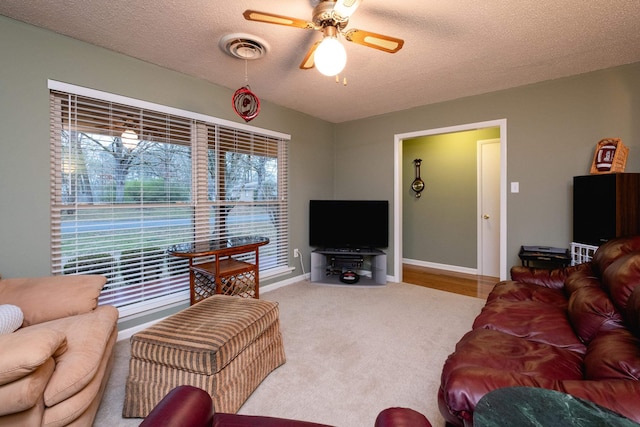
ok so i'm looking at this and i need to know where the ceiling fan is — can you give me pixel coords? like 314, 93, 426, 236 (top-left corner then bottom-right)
243, 0, 404, 76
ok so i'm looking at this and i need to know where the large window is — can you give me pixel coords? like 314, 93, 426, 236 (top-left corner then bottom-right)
49, 82, 290, 317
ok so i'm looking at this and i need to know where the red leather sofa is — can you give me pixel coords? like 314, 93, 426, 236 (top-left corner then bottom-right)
439, 236, 640, 426
141, 385, 432, 427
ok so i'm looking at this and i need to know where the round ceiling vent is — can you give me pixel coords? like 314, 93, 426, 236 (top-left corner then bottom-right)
219, 33, 269, 60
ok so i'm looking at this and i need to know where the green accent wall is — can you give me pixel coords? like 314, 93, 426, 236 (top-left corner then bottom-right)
403, 128, 500, 268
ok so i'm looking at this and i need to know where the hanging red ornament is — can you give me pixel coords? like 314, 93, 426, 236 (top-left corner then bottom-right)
232, 86, 260, 122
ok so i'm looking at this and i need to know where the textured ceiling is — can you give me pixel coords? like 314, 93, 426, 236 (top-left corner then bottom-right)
2, 0, 640, 123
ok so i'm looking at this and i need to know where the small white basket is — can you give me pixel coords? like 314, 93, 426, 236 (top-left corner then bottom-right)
570, 242, 598, 265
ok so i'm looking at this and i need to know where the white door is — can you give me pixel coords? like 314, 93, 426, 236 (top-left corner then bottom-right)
478, 139, 500, 277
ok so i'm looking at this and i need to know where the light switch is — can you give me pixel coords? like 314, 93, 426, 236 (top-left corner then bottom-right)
511, 182, 519, 193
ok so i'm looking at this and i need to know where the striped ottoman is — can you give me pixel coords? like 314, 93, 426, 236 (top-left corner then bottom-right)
122, 295, 286, 417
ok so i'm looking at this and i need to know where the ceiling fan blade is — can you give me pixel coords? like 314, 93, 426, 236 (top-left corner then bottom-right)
333, 0, 363, 20
299, 41, 321, 70
243, 10, 314, 29
343, 29, 404, 53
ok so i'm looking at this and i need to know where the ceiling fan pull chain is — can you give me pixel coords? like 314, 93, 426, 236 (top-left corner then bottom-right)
232, 59, 260, 122
244, 59, 250, 86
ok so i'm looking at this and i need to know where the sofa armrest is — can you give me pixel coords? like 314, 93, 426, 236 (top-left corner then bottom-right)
509, 263, 591, 290
0, 275, 106, 326
141, 385, 213, 427
375, 408, 432, 427
0, 358, 55, 416
142, 385, 337, 427
0, 327, 63, 416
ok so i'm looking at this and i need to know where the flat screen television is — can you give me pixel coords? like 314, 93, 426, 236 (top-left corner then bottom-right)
309, 200, 389, 249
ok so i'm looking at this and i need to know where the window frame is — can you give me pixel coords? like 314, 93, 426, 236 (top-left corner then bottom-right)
48, 80, 291, 319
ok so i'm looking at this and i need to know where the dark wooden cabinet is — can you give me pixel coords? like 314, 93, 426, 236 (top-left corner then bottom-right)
573, 173, 640, 246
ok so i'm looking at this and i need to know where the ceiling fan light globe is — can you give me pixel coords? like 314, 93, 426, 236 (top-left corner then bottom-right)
314, 37, 347, 76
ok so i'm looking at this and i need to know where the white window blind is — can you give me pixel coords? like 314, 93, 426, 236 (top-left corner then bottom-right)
212, 126, 289, 270
50, 86, 289, 315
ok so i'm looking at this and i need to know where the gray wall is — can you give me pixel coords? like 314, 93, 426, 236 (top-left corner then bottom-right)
334, 63, 640, 271
2, 14, 640, 284
0, 16, 334, 280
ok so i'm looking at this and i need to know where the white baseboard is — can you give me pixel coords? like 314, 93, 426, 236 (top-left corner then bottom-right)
116, 272, 309, 342
259, 272, 309, 293
403, 258, 477, 276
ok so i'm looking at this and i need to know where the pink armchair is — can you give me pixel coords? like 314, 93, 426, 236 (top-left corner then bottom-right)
0, 275, 118, 426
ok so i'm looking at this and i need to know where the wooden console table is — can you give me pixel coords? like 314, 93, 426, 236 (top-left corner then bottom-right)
168, 236, 269, 305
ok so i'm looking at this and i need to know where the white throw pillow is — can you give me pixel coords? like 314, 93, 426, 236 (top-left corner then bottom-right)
0, 304, 24, 334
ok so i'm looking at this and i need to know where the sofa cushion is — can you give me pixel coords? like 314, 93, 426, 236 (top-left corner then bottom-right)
602, 252, 640, 312
563, 265, 601, 295
591, 236, 640, 276
29, 305, 119, 406
486, 281, 568, 309
567, 285, 624, 344
439, 366, 562, 426
443, 329, 584, 381
0, 357, 56, 415
473, 299, 585, 353
43, 326, 117, 427
627, 286, 640, 337
0, 275, 106, 327
0, 327, 66, 385
584, 329, 640, 380
0, 304, 23, 335
509, 264, 591, 290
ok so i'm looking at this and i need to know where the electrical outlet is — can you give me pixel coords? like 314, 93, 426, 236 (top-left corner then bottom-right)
293, 248, 299, 258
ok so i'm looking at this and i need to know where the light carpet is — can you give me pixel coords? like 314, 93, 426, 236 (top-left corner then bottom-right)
94, 280, 486, 427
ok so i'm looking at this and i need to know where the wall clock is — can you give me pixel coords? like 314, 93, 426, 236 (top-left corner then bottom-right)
411, 158, 425, 198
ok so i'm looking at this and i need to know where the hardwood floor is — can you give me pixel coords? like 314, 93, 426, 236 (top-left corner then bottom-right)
402, 264, 498, 300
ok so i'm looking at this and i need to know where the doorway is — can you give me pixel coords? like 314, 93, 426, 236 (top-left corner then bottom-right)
393, 119, 507, 282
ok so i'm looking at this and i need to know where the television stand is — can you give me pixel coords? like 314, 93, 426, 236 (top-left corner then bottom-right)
310, 248, 387, 286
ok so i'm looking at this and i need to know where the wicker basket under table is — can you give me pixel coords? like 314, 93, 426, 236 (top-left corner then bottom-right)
191, 258, 258, 302
168, 237, 269, 305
